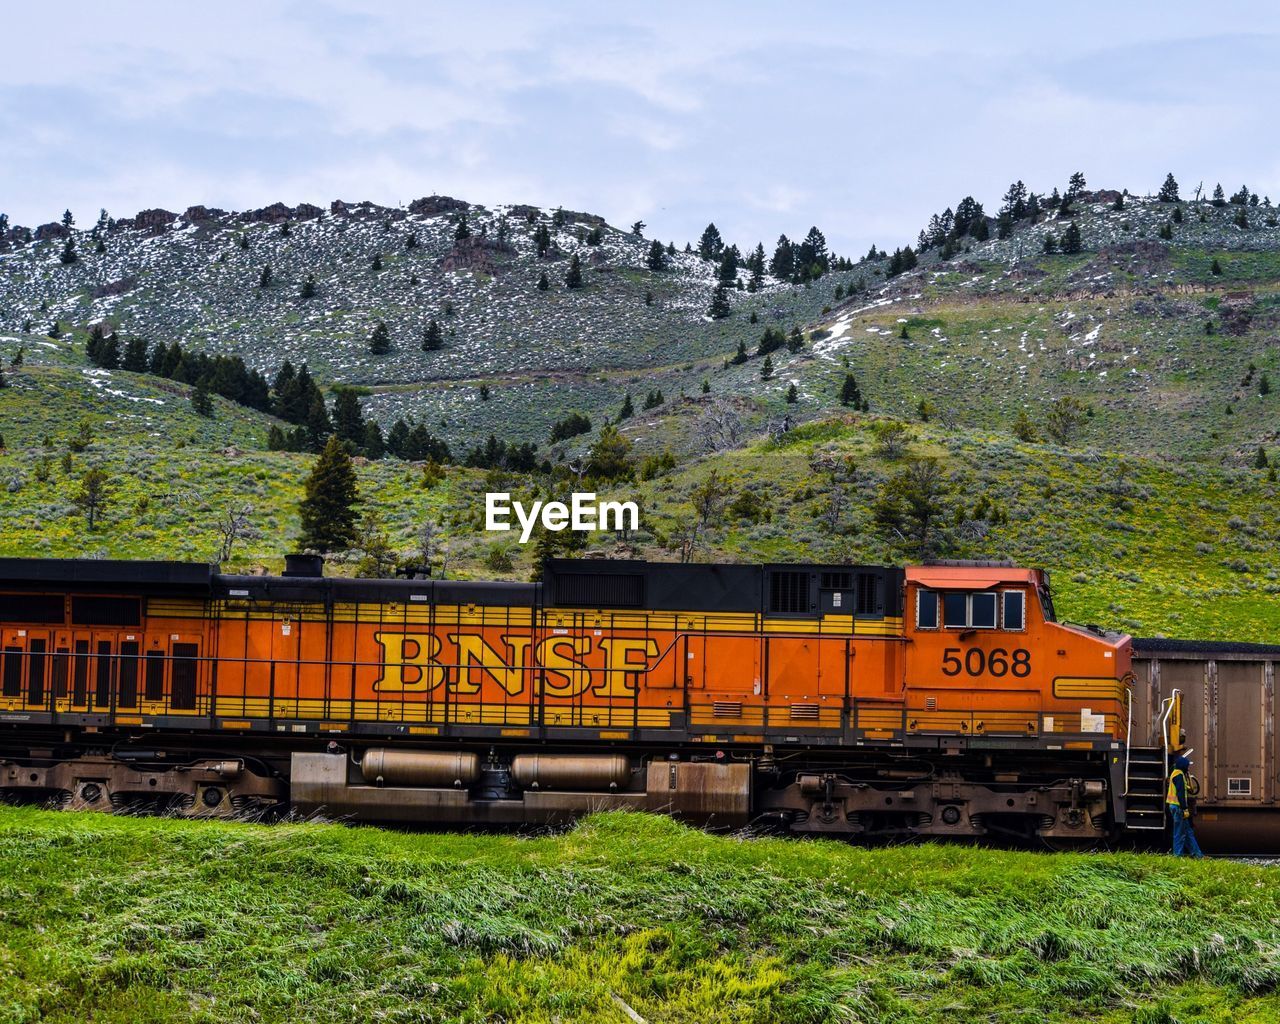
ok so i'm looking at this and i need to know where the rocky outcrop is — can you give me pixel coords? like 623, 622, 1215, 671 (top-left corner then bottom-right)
408, 195, 469, 217
183, 205, 227, 224
133, 209, 178, 235
34, 222, 70, 241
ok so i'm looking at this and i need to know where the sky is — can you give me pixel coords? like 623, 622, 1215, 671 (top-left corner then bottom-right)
3, 1, 1280, 258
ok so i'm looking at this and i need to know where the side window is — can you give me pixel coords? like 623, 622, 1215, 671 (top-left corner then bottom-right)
1002, 591, 1025, 631
917, 590, 938, 629
943, 593, 968, 628
970, 593, 997, 629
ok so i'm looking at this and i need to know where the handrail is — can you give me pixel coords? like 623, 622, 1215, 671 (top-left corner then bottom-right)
1157, 688, 1181, 765
1122, 686, 1134, 796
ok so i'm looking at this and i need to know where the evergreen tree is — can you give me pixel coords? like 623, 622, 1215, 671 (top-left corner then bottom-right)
60, 237, 77, 265
62, 209, 74, 229
387, 418, 411, 458
1062, 221, 1083, 254
191, 381, 214, 417
619, 392, 634, 419
306, 395, 334, 450
1158, 173, 1180, 203
785, 382, 797, 403
1212, 183, 1227, 206
298, 435, 360, 552
122, 336, 148, 372
1065, 171, 1087, 203
701, 378, 711, 393
370, 254, 382, 272
300, 274, 316, 299
537, 270, 549, 291
73, 467, 110, 530
747, 242, 765, 291
718, 246, 739, 284
363, 420, 386, 459
534, 222, 551, 256
259, 264, 273, 288
405, 231, 418, 249
646, 239, 667, 271
707, 283, 731, 319
1254, 447, 1269, 469
585, 424, 634, 480
422, 318, 444, 351
1261, 373, 1272, 396
585, 225, 603, 246
698, 223, 724, 261
1043, 232, 1059, 254
840, 372, 862, 407
369, 321, 391, 354
770, 235, 795, 280
455, 211, 471, 241
100, 333, 121, 370
1211, 258, 1223, 276
332, 389, 365, 447
730, 340, 748, 365
760, 354, 774, 380
565, 253, 583, 289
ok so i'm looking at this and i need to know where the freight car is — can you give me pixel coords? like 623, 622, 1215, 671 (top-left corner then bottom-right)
0, 555, 1189, 846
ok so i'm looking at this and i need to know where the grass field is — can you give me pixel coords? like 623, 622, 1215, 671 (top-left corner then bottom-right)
0, 808, 1276, 1024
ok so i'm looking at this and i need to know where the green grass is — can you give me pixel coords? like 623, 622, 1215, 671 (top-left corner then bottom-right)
0, 807, 1277, 1023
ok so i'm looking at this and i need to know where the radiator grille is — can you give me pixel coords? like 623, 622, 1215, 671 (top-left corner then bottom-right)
712, 701, 742, 718
789, 703, 820, 720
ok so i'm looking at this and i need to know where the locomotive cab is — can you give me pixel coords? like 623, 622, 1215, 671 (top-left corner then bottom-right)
903, 561, 1131, 744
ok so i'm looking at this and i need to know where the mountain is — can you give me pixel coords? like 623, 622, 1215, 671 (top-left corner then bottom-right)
2, 183, 1279, 639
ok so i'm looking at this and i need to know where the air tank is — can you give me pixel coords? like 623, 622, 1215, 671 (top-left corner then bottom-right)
510, 754, 631, 791
360, 749, 479, 788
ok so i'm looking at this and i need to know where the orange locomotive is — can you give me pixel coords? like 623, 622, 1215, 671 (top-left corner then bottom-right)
0, 555, 1157, 842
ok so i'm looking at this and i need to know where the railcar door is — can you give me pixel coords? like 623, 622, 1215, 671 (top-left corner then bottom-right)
21, 631, 50, 712
169, 636, 201, 713
1, 629, 27, 712
115, 632, 142, 712
91, 633, 116, 713
67, 633, 93, 711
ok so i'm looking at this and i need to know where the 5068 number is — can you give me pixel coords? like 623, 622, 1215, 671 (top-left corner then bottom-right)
942, 647, 1031, 678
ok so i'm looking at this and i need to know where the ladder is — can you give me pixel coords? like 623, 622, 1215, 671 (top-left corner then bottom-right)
1122, 689, 1182, 833
1123, 746, 1168, 831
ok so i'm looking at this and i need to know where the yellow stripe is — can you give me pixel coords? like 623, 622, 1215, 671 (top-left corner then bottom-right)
1053, 677, 1125, 701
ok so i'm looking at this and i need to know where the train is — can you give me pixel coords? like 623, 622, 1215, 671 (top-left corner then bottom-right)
0, 552, 1242, 848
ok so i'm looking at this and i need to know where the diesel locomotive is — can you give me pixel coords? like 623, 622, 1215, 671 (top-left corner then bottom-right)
0, 555, 1186, 845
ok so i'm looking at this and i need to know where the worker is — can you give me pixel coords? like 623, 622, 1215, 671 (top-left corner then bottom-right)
1166, 753, 1203, 858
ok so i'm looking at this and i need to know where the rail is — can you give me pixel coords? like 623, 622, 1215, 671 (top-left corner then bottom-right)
1122, 686, 1134, 796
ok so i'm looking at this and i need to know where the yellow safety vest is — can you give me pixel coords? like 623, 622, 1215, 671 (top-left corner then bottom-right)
1166, 768, 1185, 807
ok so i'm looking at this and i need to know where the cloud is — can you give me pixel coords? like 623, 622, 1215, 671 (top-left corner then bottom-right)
3, 2, 1280, 257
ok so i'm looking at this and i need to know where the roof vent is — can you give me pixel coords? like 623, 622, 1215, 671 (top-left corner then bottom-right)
283, 554, 324, 578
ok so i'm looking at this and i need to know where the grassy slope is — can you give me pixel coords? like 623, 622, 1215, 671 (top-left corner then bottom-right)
0, 807, 1277, 1024
3, 347, 1279, 638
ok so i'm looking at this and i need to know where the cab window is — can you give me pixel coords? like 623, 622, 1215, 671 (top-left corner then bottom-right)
1002, 590, 1025, 631
917, 590, 938, 629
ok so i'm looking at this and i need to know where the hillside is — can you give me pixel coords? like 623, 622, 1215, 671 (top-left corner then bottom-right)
1, 807, 1278, 1024
3, 182, 1280, 641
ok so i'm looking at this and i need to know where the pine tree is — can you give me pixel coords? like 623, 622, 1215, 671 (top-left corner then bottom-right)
370, 255, 382, 272
707, 283, 731, 319
1212, 183, 1226, 207
785, 382, 797, 403
619, 393, 634, 419
369, 321, 391, 354
730, 340, 748, 365
122, 336, 148, 372
646, 239, 667, 271
1261, 373, 1272, 396
1043, 233, 1059, 254
191, 381, 214, 417
422, 319, 444, 351
1158, 173, 1180, 203
534, 222, 551, 256
1254, 447, 1269, 469
259, 264, 273, 288
1211, 258, 1223, 276
298, 435, 360, 552
840, 373, 862, 407
1062, 221, 1083, 254
62, 209, 74, 229
300, 274, 316, 299
455, 211, 471, 241
698, 223, 724, 261
332, 389, 365, 447
60, 237, 77, 265
100, 333, 121, 370
73, 467, 110, 530
760, 355, 773, 380
537, 270, 549, 291
701, 378, 711, 394
565, 254, 583, 289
